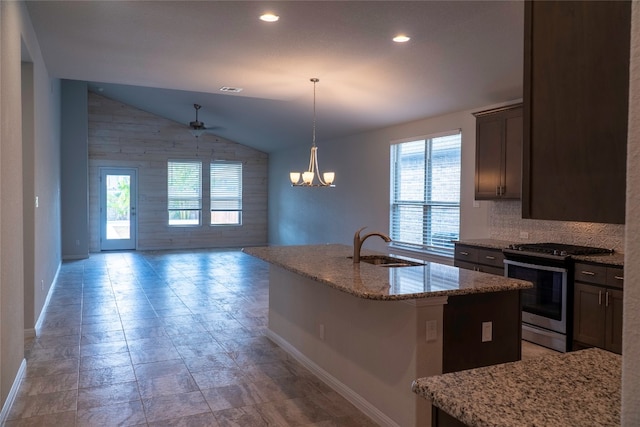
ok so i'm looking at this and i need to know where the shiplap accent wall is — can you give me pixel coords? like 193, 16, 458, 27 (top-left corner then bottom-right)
88, 92, 268, 251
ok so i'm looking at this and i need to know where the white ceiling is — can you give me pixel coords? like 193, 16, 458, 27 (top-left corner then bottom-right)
26, 1, 524, 153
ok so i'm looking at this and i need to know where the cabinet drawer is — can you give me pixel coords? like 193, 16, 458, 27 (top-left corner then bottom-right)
454, 260, 478, 272
477, 264, 505, 276
454, 245, 478, 263
477, 249, 505, 269
606, 267, 624, 289
574, 263, 607, 285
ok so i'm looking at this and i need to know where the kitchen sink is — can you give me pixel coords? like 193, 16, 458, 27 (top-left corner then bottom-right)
349, 255, 424, 267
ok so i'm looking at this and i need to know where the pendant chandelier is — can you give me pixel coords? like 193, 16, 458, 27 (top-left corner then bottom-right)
289, 78, 335, 187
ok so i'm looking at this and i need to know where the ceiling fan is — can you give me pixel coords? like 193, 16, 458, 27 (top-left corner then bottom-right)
189, 103, 220, 137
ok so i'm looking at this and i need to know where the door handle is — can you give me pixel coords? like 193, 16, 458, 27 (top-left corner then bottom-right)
598, 290, 602, 305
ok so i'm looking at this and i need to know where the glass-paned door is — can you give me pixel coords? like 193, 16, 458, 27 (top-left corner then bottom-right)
100, 168, 137, 250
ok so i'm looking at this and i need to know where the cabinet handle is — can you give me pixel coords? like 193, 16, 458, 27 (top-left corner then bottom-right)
459, 251, 469, 256
598, 290, 602, 305
485, 255, 496, 260
501, 186, 505, 195
496, 186, 500, 196
614, 275, 624, 281
605, 291, 610, 307
580, 271, 596, 276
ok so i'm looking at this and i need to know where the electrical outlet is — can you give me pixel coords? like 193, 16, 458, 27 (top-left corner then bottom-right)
482, 321, 492, 342
40, 280, 44, 291
519, 231, 529, 239
426, 320, 437, 342
319, 324, 325, 341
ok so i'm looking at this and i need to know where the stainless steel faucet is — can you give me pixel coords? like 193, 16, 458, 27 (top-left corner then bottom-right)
353, 226, 392, 263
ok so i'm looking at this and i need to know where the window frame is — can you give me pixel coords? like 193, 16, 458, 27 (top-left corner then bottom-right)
389, 130, 461, 256
167, 159, 203, 227
210, 161, 243, 226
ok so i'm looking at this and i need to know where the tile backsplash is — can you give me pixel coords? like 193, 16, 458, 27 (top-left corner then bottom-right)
489, 201, 625, 253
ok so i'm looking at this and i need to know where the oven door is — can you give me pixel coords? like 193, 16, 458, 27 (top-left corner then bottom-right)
504, 259, 568, 335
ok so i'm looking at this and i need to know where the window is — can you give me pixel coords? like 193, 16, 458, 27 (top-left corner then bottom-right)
210, 161, 243, 225
390, 131, 461, 255
167, 160, 202, 226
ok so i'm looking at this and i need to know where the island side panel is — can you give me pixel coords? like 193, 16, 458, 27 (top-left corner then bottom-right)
442, 290, 523, 373
267, 265, 445, 427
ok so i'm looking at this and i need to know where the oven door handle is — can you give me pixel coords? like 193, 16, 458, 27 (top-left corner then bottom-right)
503, 259, 569, 274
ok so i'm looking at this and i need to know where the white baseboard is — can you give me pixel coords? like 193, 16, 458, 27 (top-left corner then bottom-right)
33, 264, 61, 337
0, 358, 27, 425
62, 253, 89, 260
265, 329, 400, 427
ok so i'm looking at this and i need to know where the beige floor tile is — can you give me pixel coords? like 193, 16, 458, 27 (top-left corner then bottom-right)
7, 250, 378, 427
76, 400, 147, 427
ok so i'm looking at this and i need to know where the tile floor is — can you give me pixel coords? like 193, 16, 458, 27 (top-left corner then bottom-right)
6, 249, 378, 427
5, 249, 559, 427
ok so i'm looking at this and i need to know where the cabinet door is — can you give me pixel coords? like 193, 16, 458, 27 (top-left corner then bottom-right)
475, 117, 504, 199
605, 288, 623, 354
502, 111, 522, 199
522, 1, 630, 224
573, 283, 605, 348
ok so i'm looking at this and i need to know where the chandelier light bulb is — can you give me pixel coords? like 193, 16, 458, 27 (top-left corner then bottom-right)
290, 172, 301, 185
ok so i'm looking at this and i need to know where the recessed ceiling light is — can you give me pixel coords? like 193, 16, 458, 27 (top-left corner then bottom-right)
220, 87, 243, 93
393, 35, 411, 43
260, 13, 279, 22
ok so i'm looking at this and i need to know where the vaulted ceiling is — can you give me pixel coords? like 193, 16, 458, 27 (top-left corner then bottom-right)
26, 1, 524, 153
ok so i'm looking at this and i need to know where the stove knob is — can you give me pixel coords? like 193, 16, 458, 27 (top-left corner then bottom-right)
553, 250, 559, 256
560, 250, 568, 256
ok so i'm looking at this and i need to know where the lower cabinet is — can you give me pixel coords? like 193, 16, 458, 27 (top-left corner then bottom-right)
454, 243, 505, 276
432, 407, 467, 427
573, 263, 623, 354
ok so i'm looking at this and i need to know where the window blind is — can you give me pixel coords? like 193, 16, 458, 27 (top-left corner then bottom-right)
167, 160, 202, 225
210, 161, 242, 225
390, 131, 461, 254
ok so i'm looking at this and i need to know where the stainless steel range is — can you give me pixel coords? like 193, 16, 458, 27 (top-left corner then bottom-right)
503, 243, 613, 352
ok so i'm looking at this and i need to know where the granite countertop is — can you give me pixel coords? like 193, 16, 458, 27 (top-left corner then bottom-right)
456, 238, 625, 267
412, 347, 621, 427
242, 244, 532, 301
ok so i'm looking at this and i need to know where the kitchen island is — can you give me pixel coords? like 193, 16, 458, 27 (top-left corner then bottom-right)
412, 347, 621, 427
243, 244, 533, 427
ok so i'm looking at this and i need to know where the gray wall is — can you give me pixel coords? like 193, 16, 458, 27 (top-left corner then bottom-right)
623, 2, 640, 423
61, 80, 89, 260
267, 102, 503, 259
0, 0, 61, 410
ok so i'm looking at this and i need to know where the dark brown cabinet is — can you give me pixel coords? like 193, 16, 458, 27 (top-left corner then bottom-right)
473, 104, 522, 200
522, 1, 630, 224
573, 262, 623, 354
454, 243, 505, 276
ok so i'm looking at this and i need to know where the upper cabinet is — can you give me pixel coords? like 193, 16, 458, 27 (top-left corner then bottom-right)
522, 1, 631, 224
474, 104, 523, 200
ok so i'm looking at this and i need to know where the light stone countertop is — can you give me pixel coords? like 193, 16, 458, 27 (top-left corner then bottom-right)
242, 244, 532, 301
411, 347, 621, 427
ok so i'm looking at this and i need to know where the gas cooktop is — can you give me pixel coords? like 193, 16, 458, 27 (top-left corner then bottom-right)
506, 242, 614, 257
